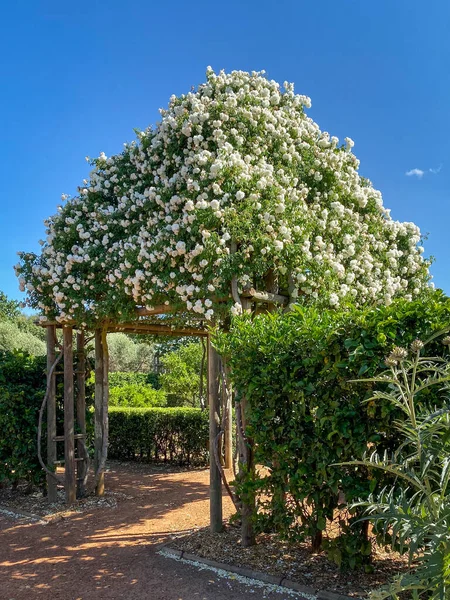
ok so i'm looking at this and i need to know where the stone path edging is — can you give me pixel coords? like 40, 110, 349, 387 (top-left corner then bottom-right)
159, 543, 362, 600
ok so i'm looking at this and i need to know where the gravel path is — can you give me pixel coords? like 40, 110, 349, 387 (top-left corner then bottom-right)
0, 463, 302, 600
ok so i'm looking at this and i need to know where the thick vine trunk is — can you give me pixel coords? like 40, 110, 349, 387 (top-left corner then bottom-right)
236, 394, 256, 547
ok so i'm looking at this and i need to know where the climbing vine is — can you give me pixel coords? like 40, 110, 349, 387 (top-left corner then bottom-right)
17, 68, 430, 325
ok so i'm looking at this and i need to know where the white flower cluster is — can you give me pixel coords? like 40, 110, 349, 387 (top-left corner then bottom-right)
17, 68, 430, 324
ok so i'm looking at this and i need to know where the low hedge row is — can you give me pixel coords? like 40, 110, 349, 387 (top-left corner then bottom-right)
108, 407, 209, 465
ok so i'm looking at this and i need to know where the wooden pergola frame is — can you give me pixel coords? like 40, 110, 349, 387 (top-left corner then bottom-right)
41, 289, 289, 534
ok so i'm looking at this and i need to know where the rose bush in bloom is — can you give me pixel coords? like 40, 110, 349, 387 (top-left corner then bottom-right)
17, 68, 430, 325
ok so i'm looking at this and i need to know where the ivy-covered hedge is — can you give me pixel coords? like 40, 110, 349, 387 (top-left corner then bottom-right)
217, 290, 450, 570
0, 351, 46, 486
108, 407, 209, 465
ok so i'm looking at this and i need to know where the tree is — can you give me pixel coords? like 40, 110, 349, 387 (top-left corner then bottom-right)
0, 321, 45, 355
0, 290, 20, 321
17, 69, 430, 325
159, 342, 207, 408
0, 290, 45, 355
107, 332, 155, 372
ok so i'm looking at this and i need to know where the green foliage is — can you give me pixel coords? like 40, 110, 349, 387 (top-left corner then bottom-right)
0, 290, 46, 354
216, 289, 450, 571
108, 407, 208, 465
109, 371, 156, 387
0, 351, 46, 486
346, 332, 450, 599
108, 371, 166, 407
160, 342, 207, 407
0, 291, 20, 320
107, 333, 155, 372
15, 314, 47, 342
0, 320, 46, 355
109, 383, 166, 408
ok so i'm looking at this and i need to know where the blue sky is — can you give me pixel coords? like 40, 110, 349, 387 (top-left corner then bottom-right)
1, 0, 449, 302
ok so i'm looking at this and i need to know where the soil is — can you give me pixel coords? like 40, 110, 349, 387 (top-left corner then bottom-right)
0, 462, 409, 599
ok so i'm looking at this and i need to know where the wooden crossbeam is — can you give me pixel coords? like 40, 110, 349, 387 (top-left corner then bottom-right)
241, 288, 289, 305
37, 287, 289, 329
108, 323, 208, 337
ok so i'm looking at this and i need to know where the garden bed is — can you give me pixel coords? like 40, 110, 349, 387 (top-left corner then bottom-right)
171, 523, 411, 598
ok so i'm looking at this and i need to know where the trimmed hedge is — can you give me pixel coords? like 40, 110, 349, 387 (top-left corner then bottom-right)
216, 290, 450, 570
108, 407, 209, 465
0, 351, 46, 486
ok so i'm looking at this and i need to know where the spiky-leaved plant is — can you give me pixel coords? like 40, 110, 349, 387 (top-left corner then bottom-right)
345, 331, 450, 599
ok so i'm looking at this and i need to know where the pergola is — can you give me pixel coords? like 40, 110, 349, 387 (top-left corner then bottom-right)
41, 289, 288, 534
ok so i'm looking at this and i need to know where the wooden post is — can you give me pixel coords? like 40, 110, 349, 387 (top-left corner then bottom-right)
63, 326, 76, 504
223, 361, 233, 470
76, 332, 86, 497
101, 329, 109, 492
46, 325, 58, 503
94, 329, 105, 496
208, 337, 223, 533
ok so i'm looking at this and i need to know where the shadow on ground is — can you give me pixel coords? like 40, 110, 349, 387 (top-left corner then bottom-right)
0, 462, 293, 600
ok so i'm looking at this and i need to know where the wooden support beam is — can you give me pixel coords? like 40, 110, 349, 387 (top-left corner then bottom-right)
241, 288, 288, 306
94, 329, 105, 496
46, 325, 58, 503
108, 324, 208, 337
223, 361, 233, 470
63, 326, 76, 505
208, 337, 223, 533
135, 305, 176, 317
76, 332, 86, 497
101, 330, 109, 494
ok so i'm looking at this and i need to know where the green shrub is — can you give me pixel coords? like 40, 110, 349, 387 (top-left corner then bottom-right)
109, 383, 166, 408
0, 351, 46, 486
0, 321, 45, 355
347, 332, 450, 599
160, 342, 206, 408
108, 407, 209, 465
216, 290, 450, 571
107, 333, 155, 372
109, 371, 153, 387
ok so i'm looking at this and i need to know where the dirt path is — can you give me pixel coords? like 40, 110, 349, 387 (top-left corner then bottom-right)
0, 463, 298, 600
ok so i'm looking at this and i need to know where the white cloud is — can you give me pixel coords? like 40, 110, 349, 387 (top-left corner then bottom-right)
405, 165, 442, 178
406, 168, 425, 178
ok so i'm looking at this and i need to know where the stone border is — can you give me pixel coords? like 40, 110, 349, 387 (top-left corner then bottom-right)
158, 543, 362, 600
0, 505, 48, 524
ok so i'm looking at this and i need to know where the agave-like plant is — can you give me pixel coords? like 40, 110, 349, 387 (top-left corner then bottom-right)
343, 331, 450, 599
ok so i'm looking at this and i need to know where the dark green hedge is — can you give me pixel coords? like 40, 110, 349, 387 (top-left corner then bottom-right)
108, 407, 209, 465
216, 290, 450, 570
0, 351, 46, 486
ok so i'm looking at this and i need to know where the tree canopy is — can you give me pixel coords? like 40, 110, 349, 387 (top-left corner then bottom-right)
17, 68, 430, 326
0, 291, 20, 321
